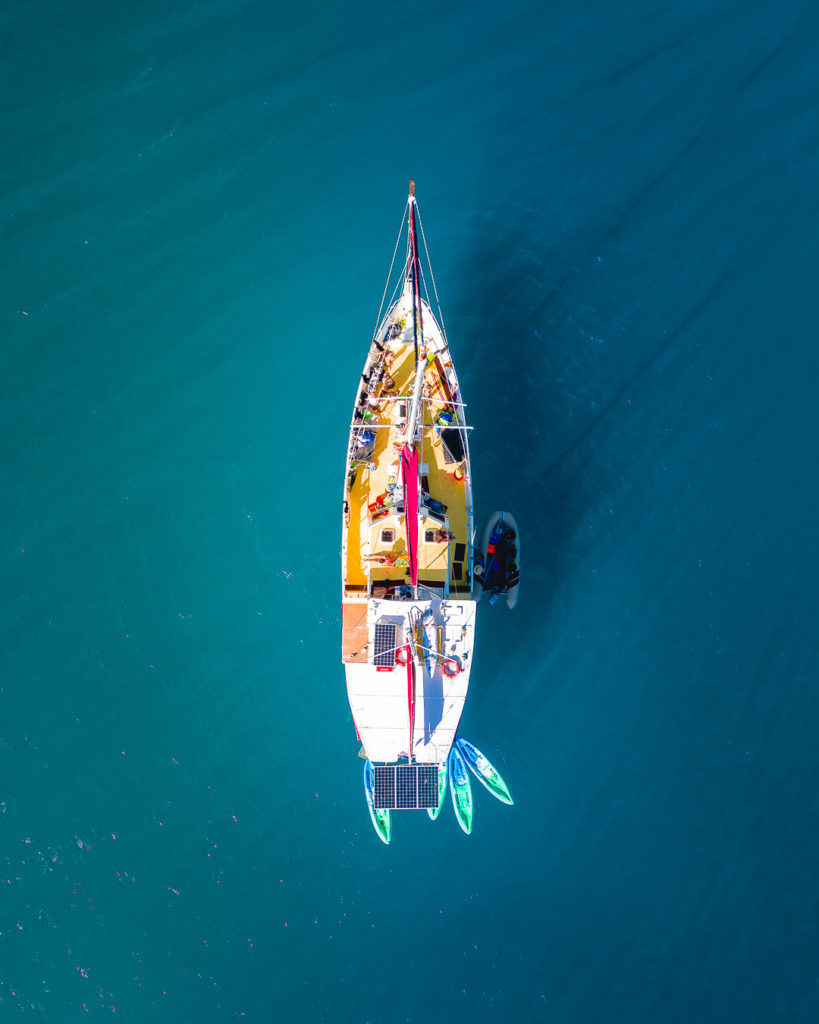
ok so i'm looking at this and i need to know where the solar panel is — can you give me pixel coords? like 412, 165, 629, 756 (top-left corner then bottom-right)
416, 765, 439, 807
373, 765, 439, 809
373, 766, 395, 809
396, 765, 416, 808
373, 623, 397, 667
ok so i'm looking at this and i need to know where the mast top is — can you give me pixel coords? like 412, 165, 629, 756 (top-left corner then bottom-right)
409, 179, 415, 199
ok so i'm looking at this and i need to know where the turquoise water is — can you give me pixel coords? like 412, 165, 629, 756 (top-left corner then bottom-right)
3, 0, 819, 1019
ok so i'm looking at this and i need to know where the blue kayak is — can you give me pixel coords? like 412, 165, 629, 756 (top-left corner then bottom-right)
457, 738, 513, 805
448, 745, 473, 834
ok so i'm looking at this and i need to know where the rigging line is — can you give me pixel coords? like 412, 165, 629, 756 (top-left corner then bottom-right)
373, 248, 411, 348
416, 206, 448, 344
371, 203, 408, 344
417, 266, 432, 323
417, 258, 434, 313
388, 252, 411, 307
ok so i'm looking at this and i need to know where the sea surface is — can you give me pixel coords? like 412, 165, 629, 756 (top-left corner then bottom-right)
2, 0, 818, 1020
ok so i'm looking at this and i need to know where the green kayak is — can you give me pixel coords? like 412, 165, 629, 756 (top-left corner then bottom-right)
427, 761, 448, 821
448, 746, 473, 834
363, 761, 391, 844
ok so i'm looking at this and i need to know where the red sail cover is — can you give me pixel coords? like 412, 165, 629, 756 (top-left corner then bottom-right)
401, 445, 419, 587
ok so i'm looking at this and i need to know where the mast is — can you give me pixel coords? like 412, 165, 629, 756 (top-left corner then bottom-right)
405, 183, 426, 446
409, 181, 418, 366
402, 181, 425, 596
409, 182, 425, 356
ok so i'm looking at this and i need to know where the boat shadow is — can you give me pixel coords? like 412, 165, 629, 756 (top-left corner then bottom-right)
451, 211, 735, 696
450, 234, 590, 688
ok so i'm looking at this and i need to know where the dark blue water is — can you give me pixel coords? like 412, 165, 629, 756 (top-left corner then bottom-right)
3, 0, 818, 1019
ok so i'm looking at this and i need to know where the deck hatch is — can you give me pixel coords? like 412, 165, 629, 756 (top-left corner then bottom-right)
373, 764, 439, 809
373, 623, 397, 667
440, 427, 465, 463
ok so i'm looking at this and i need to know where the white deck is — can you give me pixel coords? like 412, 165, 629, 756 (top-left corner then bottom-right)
345, 598, 476, 764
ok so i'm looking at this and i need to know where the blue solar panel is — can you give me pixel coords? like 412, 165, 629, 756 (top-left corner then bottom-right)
373, 765, 438, 809
373, 623, 396, 667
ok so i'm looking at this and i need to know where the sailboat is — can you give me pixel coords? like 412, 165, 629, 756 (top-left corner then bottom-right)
341, 182, 476, 834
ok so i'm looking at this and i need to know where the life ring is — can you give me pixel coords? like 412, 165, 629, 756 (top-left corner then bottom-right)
396, 646, 409, 665
453, 467, 464, 482
442, 658, 461, 677
395, 555, 409, 569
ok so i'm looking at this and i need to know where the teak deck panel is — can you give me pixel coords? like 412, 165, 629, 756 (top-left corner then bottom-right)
341, 602, 369, 663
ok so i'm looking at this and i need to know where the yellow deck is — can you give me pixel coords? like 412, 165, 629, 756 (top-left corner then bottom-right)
343, 332, 470, 599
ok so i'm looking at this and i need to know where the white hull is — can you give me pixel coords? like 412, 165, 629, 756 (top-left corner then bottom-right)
345, 597, 474, 763
341, 184, 476, 804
